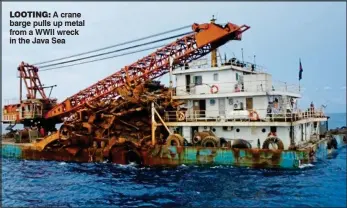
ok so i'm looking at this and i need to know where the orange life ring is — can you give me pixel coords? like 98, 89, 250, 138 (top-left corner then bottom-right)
249, 110, 259, 121
210, 85, 219, 94
176, 111, 185, 121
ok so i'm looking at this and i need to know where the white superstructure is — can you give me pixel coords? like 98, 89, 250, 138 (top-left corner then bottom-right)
163, 56, 328, 150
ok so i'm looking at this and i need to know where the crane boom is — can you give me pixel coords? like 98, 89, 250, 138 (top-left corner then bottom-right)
44, 21, 250, 120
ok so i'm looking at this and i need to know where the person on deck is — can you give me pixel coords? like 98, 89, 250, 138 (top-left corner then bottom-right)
39, 126, 45, 137
310, 102, 315, 112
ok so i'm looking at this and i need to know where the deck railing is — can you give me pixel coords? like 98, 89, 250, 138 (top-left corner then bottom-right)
163, 108, 326, 123
176, 57, 267, 73
173, 80, 300, 96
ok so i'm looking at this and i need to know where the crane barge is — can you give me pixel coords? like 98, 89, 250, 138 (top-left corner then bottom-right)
2, 18, 346, 168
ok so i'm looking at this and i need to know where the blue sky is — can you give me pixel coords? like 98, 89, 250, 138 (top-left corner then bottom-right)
2, 2, 346, 113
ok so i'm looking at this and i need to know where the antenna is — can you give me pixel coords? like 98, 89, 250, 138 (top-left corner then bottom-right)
253, 55, 256, 67
241, 48, 244, 64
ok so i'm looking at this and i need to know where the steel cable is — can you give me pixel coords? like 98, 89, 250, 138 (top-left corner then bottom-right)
38, 31, 193, 69
33, 25, 191, 66
40, 44, 166, 72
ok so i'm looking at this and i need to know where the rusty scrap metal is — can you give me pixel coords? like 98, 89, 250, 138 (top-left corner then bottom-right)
38, 81, 183, 161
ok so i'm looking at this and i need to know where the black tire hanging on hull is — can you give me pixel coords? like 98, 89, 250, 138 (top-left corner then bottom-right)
231, 139, 252, 149
201, 136, 218, 147
262, 137, 284, 150
327, 136, 338, 150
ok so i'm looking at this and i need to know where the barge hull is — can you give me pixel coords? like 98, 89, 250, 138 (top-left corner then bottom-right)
2, 134, 346, 169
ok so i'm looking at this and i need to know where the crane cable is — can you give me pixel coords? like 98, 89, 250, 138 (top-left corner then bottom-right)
38, 31, 194, 69
33, 25, 191, 66
40, 43, 166, 72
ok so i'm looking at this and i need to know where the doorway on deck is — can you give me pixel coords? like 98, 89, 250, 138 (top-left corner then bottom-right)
219, 98, 225, 117
186, 75, 191, 93
246, 97, 253, 110
193, 100, 206, 118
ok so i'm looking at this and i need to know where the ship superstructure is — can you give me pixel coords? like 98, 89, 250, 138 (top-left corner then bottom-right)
162, 54, 328, 151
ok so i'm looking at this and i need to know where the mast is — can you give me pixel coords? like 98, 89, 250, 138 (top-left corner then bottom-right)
210, 15, 218, 67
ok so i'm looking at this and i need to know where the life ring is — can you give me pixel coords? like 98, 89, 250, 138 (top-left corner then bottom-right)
176, 111, 185, 121
210, 85, 219, 94
262, 136, 284, 150
249, 110, 260, 121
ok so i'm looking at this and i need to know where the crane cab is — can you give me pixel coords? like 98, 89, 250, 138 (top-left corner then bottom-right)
2, 98, 57, 128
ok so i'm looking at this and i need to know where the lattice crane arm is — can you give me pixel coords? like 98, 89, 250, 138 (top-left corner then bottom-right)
18, 62, 48, 100
44, 21, 250, 119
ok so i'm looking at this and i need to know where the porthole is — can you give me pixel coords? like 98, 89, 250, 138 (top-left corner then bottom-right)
236, 128, 240, 132
262, 128, 266, 133
212, 128, 216, 132
210, 99, 216, 105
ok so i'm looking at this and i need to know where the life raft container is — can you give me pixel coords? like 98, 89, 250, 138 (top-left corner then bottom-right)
210, 85, 219, 94
262, 136, 284, 150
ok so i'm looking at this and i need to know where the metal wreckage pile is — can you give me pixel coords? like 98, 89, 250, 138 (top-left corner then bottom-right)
41, 80, 184, 163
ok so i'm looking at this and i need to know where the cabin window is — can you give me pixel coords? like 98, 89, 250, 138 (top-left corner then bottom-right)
210, 99, 216, 105
236, 128, 240, 132
213, 73, 219, 81
236, 73, 239, 81
194, 76, 202, 85
262, 128, 266, 133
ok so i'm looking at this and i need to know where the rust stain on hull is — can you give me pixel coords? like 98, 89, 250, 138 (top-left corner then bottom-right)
3, 134, 346, 169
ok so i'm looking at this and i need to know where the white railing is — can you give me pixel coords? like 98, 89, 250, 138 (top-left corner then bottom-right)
173, 80, 300, 96
2, 112, 42, 122
163, 108, 326, 123
2, 114, 18, 121
175, 57, 267, 72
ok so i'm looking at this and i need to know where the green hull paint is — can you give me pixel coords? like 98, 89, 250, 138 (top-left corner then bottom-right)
2, 134, 346, 169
